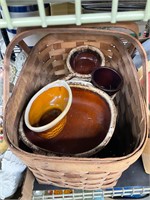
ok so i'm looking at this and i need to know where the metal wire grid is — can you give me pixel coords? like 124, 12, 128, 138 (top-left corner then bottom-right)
32, 187, 150, 199
0, 0, 150, 29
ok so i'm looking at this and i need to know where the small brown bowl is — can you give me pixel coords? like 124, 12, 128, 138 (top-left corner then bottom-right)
91, 66, 123, 96
66, 45, 105, 78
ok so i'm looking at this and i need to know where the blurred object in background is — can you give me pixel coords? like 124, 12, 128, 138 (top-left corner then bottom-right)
144, 20, 150, 38
50, 2, 75, 15
133, 39, 150, 69
0, 117, 8, 156
0, 124, 8, 155
137, 21, 148, 39
14, 50, 28, 85
0, 4, 50, 47
133, 39, 150, 103
0, 60, 3, 116
82, 0, 147, 13
0, 150, 26, 199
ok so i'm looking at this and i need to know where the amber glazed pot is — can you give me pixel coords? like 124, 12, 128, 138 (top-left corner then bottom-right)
24, 80, 72, 139
65, 81, 117, 156
22, 80, 117, 157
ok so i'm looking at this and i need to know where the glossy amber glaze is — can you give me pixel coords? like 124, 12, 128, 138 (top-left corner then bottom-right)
25, 87, 111, 154
70, 49, 102, 74
39, 117, 67, 139
29, 86, 69, 139
29, 86, 68, 126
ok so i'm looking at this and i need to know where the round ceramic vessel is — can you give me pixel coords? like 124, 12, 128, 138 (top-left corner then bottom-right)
91, 66, 123, 96
24, 80, 72, 139
67, 80, 117, 157
22, 80, 117, 157
66, 45, 105, 78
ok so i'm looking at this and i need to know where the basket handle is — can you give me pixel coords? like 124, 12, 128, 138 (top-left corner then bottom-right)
3, 27, 148, 110
17, 22, 139, 39
82, 22, 139, 54
17, 22, 139, 54
76, 21, 139, 38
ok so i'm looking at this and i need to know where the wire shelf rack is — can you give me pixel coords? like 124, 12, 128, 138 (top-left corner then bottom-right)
0, 0, 150, 29
32, 187, 150, 199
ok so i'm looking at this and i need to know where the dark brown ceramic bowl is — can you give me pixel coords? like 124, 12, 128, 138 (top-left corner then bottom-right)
66, 45, 105, 78
19, 81, 117, 157
91, 67, 123, 96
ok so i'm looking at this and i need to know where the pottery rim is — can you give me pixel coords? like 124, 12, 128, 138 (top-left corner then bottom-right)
66, 80, 117, 157
91, 66, 123, 95
66, 45, 105, 78
24, 80, 72, 133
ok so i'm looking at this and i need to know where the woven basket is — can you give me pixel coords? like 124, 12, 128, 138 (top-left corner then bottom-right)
3, 26, 148, 190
